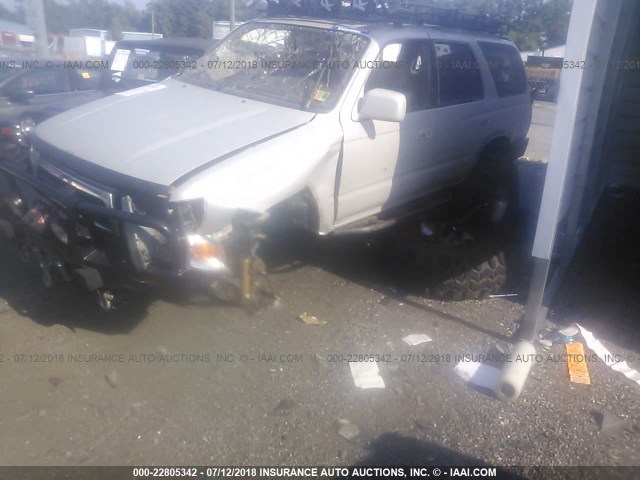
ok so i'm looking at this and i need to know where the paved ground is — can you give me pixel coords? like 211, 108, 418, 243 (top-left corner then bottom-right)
0, 102, 637, 470
524, 102, 556, 162
0, 169, 639, 470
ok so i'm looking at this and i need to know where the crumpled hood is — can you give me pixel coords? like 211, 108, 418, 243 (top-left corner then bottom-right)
35, 79, 315, 186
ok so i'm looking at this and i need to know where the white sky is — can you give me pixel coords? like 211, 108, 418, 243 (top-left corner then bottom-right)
0, 0, 149, 12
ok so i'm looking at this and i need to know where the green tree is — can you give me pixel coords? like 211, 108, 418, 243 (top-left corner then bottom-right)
425, 0, 572, 51
41, 0, 144, 36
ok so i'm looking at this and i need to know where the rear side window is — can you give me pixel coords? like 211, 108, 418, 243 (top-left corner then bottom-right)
478, 41, 528, 96
434, 41, 484, 106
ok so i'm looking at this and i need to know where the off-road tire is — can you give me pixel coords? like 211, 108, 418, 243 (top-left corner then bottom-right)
417, 243, 507, 300
386, 225, 508, 301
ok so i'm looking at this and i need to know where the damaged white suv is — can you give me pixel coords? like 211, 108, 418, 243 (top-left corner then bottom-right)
0, 10, 531, 308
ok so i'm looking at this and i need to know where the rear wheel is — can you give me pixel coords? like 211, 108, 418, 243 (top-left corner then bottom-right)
416, 232, 507, 300
389, 225, 507, 301
387, 146, 516, 301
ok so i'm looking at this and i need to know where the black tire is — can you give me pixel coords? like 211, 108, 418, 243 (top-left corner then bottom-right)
456, 144, 518, 233
417, 241, 507, 301
385, 224, 507, 301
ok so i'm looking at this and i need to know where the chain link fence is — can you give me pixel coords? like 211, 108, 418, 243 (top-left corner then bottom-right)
528, 78, 560, 102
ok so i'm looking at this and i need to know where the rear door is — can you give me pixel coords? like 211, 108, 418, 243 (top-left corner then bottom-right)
426, 39, 489, 180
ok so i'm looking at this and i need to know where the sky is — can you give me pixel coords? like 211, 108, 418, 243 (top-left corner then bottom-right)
0, 0, 150, 13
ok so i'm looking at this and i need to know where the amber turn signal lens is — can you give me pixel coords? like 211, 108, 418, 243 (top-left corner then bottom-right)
190, 241, 222, 260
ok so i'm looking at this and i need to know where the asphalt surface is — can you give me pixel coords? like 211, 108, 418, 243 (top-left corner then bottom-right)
524, 102, 556, 162
1, 173, 639, 471
0, 105, 639, 471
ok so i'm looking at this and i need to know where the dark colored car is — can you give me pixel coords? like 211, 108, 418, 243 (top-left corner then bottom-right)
100, 37, 216, 92
0, 38, 215, 161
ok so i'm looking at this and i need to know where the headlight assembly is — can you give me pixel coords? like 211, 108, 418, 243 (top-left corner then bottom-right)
187, 234, 226, 272
172, 198, 205, 233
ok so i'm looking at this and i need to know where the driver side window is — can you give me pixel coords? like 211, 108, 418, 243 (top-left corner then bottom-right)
364, 40, 434, 112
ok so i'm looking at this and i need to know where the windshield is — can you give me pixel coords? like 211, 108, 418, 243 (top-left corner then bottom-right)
181, 22, 369, 111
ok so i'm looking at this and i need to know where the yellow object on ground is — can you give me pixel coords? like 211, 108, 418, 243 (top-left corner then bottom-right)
566, 342, 591, 385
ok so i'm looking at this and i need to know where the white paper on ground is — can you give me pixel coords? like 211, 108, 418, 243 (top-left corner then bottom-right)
577, 324, 640, 386
402, 334, 432, 346
349, 361, 385, 389
454, 360, 502, 390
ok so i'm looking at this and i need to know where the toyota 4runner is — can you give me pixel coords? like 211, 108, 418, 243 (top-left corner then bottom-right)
0, 2, 531, 309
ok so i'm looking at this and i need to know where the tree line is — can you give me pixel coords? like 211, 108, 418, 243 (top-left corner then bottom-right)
3, 0, 571, 51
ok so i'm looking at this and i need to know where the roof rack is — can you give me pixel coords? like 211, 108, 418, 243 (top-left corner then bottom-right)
264, 1, 507, 35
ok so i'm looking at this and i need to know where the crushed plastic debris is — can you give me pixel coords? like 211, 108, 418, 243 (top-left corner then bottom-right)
402, 334, 432, 346
577, 324, 640, 386
105, 371, 118, 388
454, 360, 501, 390
420, 222, 434, 237
349, 361, 385, 389
566, 342, 591, 385
537, 338, 553, 348
538, 324, 581, 345
596, 411, 629, 437
336, 419, 360, 441
298, 313, 326, 325
274, 398, 296, 413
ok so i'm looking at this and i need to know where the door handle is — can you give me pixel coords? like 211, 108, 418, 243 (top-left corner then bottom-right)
419, 130, 432, 139
480, 118, 490, 126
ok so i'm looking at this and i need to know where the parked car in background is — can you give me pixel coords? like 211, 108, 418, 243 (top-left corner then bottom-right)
0, 38, 215, 162
102, 37, 215, 92
0, 58, 101, 161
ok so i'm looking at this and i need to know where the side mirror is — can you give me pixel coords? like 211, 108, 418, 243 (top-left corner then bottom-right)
360, 88, 406, 122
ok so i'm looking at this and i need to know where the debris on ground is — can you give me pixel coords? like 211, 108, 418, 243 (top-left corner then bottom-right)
454, 360, 501, 390
105, 371, 119, 388
274, 398, 295, 413
577, 324, 640, 386
298, 313, 326, 325
48, 377, 63, 387
595, 411, 629, 438
335, 419, 360, 441
566, 342, 591, 385
402, 333, 432, 346
538, 324, 580, 346
537, 337, 553, 348
420, 222, 434, 237
415, 418, 435, 431
489, 293, 519, 298
349, 361, 385, 389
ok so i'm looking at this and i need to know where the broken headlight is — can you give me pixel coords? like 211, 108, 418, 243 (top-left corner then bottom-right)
172, 198, 205, 233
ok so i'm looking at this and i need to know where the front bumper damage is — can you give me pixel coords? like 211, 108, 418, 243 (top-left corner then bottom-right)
0, 150, 268, 309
